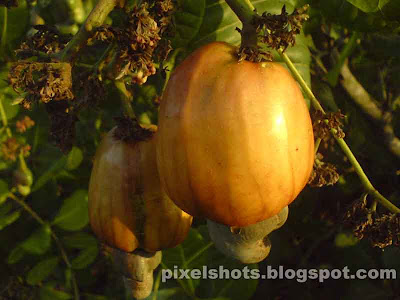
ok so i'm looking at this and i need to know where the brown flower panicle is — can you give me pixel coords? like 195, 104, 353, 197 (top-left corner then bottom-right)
9, 62, 73, 109
1, 138, 31, 161
15, 116, 35, 133
343, 198, 400, 248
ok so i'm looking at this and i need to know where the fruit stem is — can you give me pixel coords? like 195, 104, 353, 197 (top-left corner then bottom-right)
224, 0, 258, 49
225, 0, 255, 24
115, 80, 136, 120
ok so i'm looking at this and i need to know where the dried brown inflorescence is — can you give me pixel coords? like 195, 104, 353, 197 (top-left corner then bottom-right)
8, 1, 174, 152
238, 5, 309, 62
308, 111, 345, 187
113, 116, 154, 142
308, 153, 340, 187
92, 0, 174, 84
312, 110, 345, 140
16, 25, 71, 58
15, 116, 35, 133
343, 197, 400, 248
9, 62, 74, 109
1, 138, 31, 162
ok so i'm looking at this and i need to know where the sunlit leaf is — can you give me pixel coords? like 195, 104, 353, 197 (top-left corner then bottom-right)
70, 245, 98, 269
39, 285, 73, 300
0, 180, 8, 205
173, 0, 205, 48
0, 210, 21, 230
27, 256, 59, 285
7, 245, 25, 264
62, 232, 98, 249
52, 190, 89, 231
32, 156, 67, 192
65, 146, 83, 170
21, 225, 52, 255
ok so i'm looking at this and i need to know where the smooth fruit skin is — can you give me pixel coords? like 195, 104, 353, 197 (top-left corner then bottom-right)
88, 127, 193, 252
156, 42, 314, 227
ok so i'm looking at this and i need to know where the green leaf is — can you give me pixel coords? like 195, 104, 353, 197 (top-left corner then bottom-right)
71, 245, 98, 269
313, 80, 339, 112
0, 2, 30, 51
62, 232, 98, 249
335, 232, 359, 248
0, 179, 8, 205
0, 210, 21, 230
65, 146, 83, 170
27, 256, 59, 285
21, 225, 52, 255
0, 92, 20, 121
346, 0, 386, 12
7, 245, 25, 264
32, 156, 67, 192
162, 227, 258, 300
52, 190, 89, 231
173, 0, 205, 48
39, 286, 73, 300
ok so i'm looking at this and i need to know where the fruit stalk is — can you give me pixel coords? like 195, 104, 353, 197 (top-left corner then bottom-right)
207, 206, 288, 263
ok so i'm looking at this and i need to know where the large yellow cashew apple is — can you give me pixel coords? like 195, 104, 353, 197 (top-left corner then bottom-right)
88, 126, 192, 252
156, 42, 314, 227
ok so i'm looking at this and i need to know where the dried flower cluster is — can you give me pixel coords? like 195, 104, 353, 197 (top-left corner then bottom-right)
239, 5, 309, 62
16, 25, 71, 58
343, 198, 400, 248
308, 153, 340, 187
93, 0, 174, 84
1, 137, 31, 162
113, 116, 154, 142
312, 110, 346, 140
15, 116, 35, 133
9, 62, 73, 109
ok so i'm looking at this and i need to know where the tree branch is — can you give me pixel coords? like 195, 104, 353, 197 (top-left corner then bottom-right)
340, 61, 400, 158
57, 0, 120, 62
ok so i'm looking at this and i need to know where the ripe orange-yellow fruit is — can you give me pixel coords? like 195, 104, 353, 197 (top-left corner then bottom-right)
156, 42, 314, 227
88, 127, 193, 252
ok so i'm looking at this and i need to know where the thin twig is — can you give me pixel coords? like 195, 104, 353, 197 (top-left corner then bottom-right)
57, 0, 121, 62
8, 193, 80, 300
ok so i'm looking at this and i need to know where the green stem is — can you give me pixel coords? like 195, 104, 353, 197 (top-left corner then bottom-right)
224, 0, 255, 24
57, 0, 120, 62
279, 51, 326, 113
0, 96, 12, 138
114, 80, 136, 119
185, 242, 213, 266
333, 136, 400, 213
160, 262, 197, 299
151, 269, 162, 300
282, 46, 399, 212
8, 193, 80, 300
225, 0, 258, 48
93, 42, 115, 74
314, 137, 321, 155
